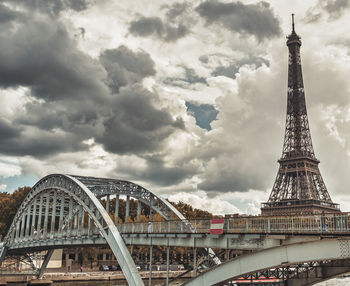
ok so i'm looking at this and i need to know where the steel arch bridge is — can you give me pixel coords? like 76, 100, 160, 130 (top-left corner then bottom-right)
0, 174, 219, 286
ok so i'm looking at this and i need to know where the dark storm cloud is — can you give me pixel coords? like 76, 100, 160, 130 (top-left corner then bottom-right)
196, 0, 281, 41
0, 19, 108, 102
97, 84, 184, 154
129, 16, 189, 42
1, 0, 89, 15
163, 2, 191, 20
0, 3, 19, 23
115, 154, 198, 186
0, 129, 86, 157
99, 46, 156, 93
212, 56, 269, 79
0, 4, 183, 160
0, 119, 19, 139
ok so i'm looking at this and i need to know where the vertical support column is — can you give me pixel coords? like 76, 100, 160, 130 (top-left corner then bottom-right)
37, 250, 54, 278
74, 213, 78, 232
25, 204, 31, 238
37, 192, 44, 235
20, 215, 25, 238
106, 195, 110, 214
79, 205, 85, 234
68, 197, 73, 234
166, 239, 170, 286
125, 195, 130, 223
31, 198, 37, 235
114, 194, 119, 224
148, 239, 153, 286
150, 197, 154, 222
88, 217, 91, 235
137, 200, 141, 223
15, 221, 20, 240
50, 191, 57, 236
193, 238, 197, 278
58, 192, 65, 234
43, 192, 50, 238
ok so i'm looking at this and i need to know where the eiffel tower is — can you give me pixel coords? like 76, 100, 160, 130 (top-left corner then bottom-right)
261, 15, 340, 215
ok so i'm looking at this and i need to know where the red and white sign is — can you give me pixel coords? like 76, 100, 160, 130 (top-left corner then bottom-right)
210, 218, 224, 235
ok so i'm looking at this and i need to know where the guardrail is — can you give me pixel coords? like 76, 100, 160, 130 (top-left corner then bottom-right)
117, 213, 350, 235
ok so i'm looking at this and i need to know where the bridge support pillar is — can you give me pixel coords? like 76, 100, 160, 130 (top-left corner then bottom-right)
149, 240, 153, 286
38, 249, 54, 278
193, 239, 197, 278
166, 239, 170, 286
115, 194, 119, 224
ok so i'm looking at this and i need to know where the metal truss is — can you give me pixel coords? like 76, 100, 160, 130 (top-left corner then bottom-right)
184, 238, 350, 286
0, 174, 220, 285
262, 17, 339, 215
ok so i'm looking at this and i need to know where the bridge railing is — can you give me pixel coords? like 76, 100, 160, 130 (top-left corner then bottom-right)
10, 213, 350, 244
117, 213, 350, 235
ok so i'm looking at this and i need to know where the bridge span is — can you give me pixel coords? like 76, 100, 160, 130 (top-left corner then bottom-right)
1, 174, 350, 285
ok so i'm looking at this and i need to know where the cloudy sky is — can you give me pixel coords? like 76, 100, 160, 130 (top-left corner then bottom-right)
1, 0, 350, 215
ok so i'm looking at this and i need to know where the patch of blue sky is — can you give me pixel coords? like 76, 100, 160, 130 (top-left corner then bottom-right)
185, 102, 218, 131
0, 174, 38, 193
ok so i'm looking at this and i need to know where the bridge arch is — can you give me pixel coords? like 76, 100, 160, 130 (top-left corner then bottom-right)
184, 238, 350, 286
1, 174, 219, 285
4, 174, 144, 285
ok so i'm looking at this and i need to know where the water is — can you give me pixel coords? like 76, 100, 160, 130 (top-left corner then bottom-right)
317, 277, 350, 285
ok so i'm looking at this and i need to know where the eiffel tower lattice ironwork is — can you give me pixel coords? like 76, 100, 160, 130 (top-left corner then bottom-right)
261, 15, 340, 215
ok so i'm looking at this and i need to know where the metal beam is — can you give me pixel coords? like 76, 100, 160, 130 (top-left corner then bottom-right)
115, 194, 119, 224
50, 191, 57, 236
0, 244, 7, 267
184, 238, 350, 286
126, 195, 130, 223
38, 249, 54, 278
66, 175, 144, 286
137, 200, 141, 223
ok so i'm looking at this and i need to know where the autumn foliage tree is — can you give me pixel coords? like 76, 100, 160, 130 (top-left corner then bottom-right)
0, 187, 31, 239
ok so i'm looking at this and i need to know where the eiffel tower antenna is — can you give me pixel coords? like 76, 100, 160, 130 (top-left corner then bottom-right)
261, 17, 340, 215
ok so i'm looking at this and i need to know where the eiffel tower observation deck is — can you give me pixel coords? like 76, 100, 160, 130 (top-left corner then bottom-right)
261, 15, 340, 216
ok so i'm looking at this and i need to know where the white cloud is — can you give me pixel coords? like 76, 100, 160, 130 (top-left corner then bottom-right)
168, 191, 240, 215
0, 157, 21, 178
3, 0, 350, 215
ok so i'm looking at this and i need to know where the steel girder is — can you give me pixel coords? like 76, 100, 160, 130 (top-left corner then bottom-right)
1, 174, 219, 285
184, 238, 350, 286
4, 174, 144, 286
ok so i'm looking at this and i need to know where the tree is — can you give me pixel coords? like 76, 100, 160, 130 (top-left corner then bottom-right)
0, 187, 31, 239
